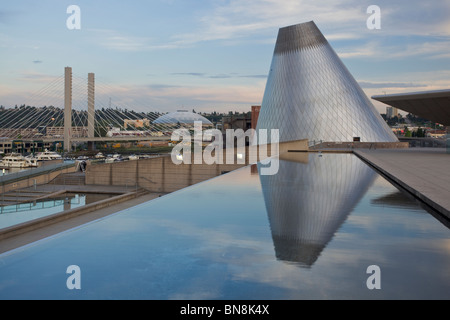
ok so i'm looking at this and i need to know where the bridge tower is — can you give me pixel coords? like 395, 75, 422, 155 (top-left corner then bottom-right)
87, 72, 95, 150
64, 66, 72, 152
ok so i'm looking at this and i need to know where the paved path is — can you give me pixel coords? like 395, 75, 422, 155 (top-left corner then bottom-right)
354, 148, 450, 219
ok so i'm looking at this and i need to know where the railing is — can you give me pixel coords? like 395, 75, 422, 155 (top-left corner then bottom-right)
138, 176, 156, 193
0, 161, 74, 184
122, 177, 154, 194
123, 178, 139, 194
308, 140, 323, 148
0, 161, 76, 193
86, 153, 168, 166
398, 137, 447, 148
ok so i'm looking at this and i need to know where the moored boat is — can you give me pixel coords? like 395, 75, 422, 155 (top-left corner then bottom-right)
33, 149, 62, 161
0, 153, 38, 168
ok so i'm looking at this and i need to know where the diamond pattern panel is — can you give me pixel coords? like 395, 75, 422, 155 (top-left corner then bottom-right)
257, 21, 398, 143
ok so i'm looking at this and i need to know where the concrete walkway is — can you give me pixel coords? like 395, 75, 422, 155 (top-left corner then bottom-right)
354, 148, 450, 219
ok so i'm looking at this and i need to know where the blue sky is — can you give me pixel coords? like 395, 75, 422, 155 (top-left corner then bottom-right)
1, 0, 449, 114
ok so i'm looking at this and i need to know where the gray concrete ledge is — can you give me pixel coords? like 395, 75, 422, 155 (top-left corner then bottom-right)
0, 191, 139, 242
354, 148, 450, 220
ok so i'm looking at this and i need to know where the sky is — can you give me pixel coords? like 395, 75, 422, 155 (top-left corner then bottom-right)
0, 0, 449, 115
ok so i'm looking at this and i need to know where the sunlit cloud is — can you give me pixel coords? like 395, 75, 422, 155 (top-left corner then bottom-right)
90, 81, 266, 113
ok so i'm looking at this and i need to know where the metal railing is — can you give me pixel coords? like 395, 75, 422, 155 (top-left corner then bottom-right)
308, 140, 323, 148
0, 161, 76, 185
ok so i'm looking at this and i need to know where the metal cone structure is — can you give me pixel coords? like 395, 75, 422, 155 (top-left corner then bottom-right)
256, 21, 398, 143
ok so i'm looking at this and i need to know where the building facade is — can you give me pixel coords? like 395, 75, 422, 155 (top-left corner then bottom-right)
256, 21, 398, 143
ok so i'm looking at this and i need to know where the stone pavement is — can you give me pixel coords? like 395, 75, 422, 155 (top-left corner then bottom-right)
354, 148, 450, 219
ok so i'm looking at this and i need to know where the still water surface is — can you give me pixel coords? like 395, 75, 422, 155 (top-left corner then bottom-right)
0, 153, 448, 299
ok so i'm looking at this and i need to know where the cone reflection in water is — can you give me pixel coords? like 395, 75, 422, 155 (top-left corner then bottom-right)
258, 153, 376, 267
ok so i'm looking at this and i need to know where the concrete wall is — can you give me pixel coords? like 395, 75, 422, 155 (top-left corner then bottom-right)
1, 165, 77, 194
85, 155, 246, 193
86, 140, 308, 193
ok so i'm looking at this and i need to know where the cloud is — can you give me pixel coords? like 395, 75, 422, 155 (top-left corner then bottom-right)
171, 72, 205, 77
32, 60, 43, 64
171, 0, 450, 62
17, 72, 59, 82
93, 81, 265, 113
85, 0, 450, 68
96, 31, 151, 52
240, 74, 267, 79
90, 29, 179, 52
385, 40, 450, 60
381, 1, 450, 37
359, 81, 428, 89
171, 72, 267, 79
171, 0, 364, 46
86, 1, 376, 52
0, 10, 20, 24
146, 84, 181, 90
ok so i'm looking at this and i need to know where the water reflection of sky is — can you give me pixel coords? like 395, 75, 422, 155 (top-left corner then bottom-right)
0, 153, 448, 300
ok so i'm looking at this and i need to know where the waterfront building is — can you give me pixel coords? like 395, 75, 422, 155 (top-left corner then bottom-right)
256, 21, 398, 144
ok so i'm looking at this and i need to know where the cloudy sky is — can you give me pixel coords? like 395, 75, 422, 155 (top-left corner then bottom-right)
0, 0, 449, 114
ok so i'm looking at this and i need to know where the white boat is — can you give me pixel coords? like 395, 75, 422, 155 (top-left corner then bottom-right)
33, 149, 62, 161
105, 153, 122, 163
128, 154, 139, 161
95, 152, 105, 159
0, 153, 38, 168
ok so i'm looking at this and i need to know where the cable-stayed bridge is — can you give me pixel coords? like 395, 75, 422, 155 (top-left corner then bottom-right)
0, 67, 182, 153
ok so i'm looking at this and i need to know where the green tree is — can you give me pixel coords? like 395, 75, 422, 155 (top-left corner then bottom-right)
404, 126, 412, 137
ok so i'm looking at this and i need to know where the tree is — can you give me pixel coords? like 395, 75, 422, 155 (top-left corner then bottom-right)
416, 127, 422, 137
404, 126, 412, 137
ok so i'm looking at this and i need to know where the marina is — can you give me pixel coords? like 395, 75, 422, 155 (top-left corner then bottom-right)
0, 150, 64, 170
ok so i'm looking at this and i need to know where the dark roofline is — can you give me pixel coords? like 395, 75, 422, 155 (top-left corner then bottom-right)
372, 89, 450, 102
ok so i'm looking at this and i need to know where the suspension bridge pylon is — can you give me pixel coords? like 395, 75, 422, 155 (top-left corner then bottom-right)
64, 67, 96, 152
64, 67, 72, 152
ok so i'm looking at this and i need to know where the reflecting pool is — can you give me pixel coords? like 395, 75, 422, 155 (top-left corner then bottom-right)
0, 153, 448, 300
